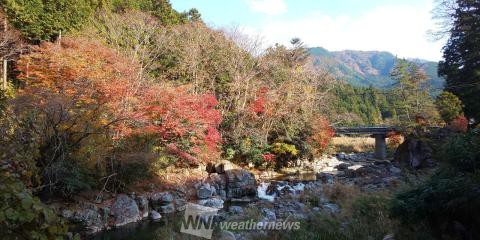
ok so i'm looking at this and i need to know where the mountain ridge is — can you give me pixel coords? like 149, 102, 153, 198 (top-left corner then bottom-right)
309, 47, 444, 93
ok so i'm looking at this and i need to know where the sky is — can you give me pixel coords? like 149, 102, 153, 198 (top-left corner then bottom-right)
170, 0, 445, 61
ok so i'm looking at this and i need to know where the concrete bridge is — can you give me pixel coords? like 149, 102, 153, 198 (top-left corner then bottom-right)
334, 127, 398, 160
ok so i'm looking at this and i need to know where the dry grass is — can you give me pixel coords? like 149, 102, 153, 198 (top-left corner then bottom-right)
332, 136, 376, 153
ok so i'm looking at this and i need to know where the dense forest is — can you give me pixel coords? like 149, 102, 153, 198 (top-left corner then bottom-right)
0, 0, 479, 240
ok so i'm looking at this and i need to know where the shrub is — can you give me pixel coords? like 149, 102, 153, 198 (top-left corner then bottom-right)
308, 117, 334, 156
435, 91, 463, 123
234, 138, 270, 167
0, 172, 69, 239
448, 115, 469, 133
442, 129, 480, 172
391, 172, 480, 239
270, 142, 298, 168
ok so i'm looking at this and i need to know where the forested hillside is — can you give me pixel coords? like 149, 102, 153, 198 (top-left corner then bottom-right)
0, 1, 478, 240
309, 47, 444, 94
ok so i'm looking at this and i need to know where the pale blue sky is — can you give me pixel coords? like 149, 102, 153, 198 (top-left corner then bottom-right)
171, 0, 444, 61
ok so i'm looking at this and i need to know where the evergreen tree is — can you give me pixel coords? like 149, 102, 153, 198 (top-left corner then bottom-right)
435, 91, 464, 123
391, 59, 438, 123
438, 0, 480, 122
2, 0, 98, 41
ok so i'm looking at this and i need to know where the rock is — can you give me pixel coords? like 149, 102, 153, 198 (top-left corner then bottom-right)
197, 183, 214, 199
136, 195, 149, 218
64, 203, 104, 234
261, 208, 276, 221
389, 166, 401, 174
218, 230, 236, 240
374, 160, 391, 165
198, 197, 224, 209
312, 207, 321, 212
344, 169, 356, 178
336, 163, 349, 170
215, 160, 236, 174
322, 203, 340, 214
225, 169, 257, 199
383, 233, 395, 240
316, 172, 334, 184
394, 136, 434, 169
337, 152, 346, 159
151, 192, 174, 207
110, 194, 141, 227
175, 198, 187, 212
229, 206, 244, 214
150, 210, 162, 221
158, 203, 175, 214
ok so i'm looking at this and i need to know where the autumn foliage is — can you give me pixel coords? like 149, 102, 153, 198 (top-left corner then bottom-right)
308, 117, 335, 156
448, 115, 469, 133
15, 38, 222, 165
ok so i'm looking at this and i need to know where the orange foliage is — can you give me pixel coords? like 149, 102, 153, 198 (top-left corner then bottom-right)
448, 115, 468, 133
308, 117, 334, 155
15, 38, 222, 164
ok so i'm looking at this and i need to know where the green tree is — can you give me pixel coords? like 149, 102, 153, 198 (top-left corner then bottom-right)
2, 0, 98, 41
435, 91, 463, 123
438, 0, 480, 122
390, 59, 438, 123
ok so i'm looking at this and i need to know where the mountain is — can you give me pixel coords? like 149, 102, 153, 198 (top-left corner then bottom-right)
309, 47, 444, 94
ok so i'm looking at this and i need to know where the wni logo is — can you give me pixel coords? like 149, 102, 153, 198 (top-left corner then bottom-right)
180, 203, 218, 239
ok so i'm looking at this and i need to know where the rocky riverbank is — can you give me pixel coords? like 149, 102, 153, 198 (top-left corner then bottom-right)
59, 151, 416, 239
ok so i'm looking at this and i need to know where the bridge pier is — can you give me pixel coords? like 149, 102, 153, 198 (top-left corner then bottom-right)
373, 134, 387, 160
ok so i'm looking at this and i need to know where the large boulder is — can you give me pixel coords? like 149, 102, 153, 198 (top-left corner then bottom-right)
62, 203, 105, 234
150, 192, 174, 210
394, 137, 434, 169
197, 183, 215, 199
225, 169, 257, 199
110, 194, 141, 227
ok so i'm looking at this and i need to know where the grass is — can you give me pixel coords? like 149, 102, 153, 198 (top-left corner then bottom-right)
332, 136, 404, 155
332, 136, 376, 153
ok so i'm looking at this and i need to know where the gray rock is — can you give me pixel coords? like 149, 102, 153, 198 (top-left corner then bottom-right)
65, 204, 105, 234
218, 230, 236, 240
198, 197, 224, 209
174, 198, 187, 211
261, 208, 276, 221
197, 183, 214, 199
394, 137, 434, 169
312, 207, 321, 212
110, 194, 141, 227
136, 195, 149, 218
389, 166, 401, 174
225, 169, 257, 199
383, 233, 395, 240
158, 203, 175, 214
317, 172, 334, 184
228, 206, 244, 214
151, 192, 174, 206
150, 210, 162, 221
336, 163, 349, 170
322, 203, 340, 214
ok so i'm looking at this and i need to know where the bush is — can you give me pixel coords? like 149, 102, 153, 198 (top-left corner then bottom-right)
281, 190, 394, 240
270, 142, 298, 168
435, 91, 463, 123
442, 129, 480, 172
0, 173, 69, 239
308, 117, 334, 156
391, 172, 480, 239
448, 115, 469, 133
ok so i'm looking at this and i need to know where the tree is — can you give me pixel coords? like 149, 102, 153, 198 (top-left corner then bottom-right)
390, 59, 438, 123
438, 0, 480, 122
12, 37, 222, 194
435, 91, 463, 123
2, 0, 98, 41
